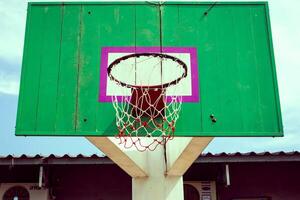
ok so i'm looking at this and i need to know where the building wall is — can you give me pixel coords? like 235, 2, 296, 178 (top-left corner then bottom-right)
50, 162, 300, 200
49, 165, 131, 200
1, 161, 300, 200
216, 162, 300, 200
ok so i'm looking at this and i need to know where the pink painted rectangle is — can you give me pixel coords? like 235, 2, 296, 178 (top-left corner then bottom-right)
99, 46, 200, 102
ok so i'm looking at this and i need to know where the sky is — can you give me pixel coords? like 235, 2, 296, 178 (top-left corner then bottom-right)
0, 0, 299, 156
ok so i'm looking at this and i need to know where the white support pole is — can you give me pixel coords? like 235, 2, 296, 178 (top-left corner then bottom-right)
87, 137, 213, 200
86, 137, 147, 178
132, 145, 184, 200
167, 137, 213, 176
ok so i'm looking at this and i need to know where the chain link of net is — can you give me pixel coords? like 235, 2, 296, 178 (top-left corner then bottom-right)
112, 87, 182, 152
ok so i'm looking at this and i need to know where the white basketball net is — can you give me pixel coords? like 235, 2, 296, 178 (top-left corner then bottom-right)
108, 53, 187, 151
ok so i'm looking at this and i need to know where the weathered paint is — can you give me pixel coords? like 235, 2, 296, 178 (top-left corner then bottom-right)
16, 2, 283, 137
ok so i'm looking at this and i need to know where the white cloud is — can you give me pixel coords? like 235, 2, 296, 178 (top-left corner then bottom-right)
0, 0, 27, 61
271, 19, 300, 109
0, 71, 19, 95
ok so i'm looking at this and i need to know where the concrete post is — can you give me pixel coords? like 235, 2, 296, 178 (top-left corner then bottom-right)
87, 137, 213, 200
132, 145, 184, 200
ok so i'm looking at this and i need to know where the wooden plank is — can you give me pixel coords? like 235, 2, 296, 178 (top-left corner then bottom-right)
212, 6, 244, 132
16, 5, 45, 133
55, 5, 82, 133
135, 4, 160, 46
95, 5, 136, 135
200, 5, 244, 133
36, 5, 63, 132
86, 137, 147, 178
250, 6, 281, 132
75, 5, 100, 134
234, 6, 260, 132
162, 5, 204, 136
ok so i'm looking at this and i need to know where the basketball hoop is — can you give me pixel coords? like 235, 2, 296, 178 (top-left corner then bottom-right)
108, 52, 187, 151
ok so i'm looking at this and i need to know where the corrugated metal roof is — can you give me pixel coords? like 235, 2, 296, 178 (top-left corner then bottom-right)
0, 152, 299, 165
0, 154, 111, 166
201, 151, 300, 157
1, 151, 300, 159
0, 154, 105, 159
0, 151, 300, 160
195, 151, 300, 163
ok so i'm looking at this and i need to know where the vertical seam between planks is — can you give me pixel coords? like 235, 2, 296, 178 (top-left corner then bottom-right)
134, 5, 137, 131
159, 3, 168, 173
249, 7, 263, 130
35, 7, 47, 132
134, 5, 137, 85
93, 7, 99, 133
54, 4, 65, 132
231, 7, 244, 130
213, 5, 220, 131
158, 4, 163, 84
198, 5, 203, 133
75, 5, 83, 132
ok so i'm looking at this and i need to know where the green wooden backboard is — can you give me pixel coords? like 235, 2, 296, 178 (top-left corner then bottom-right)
16, 2, 283, 137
